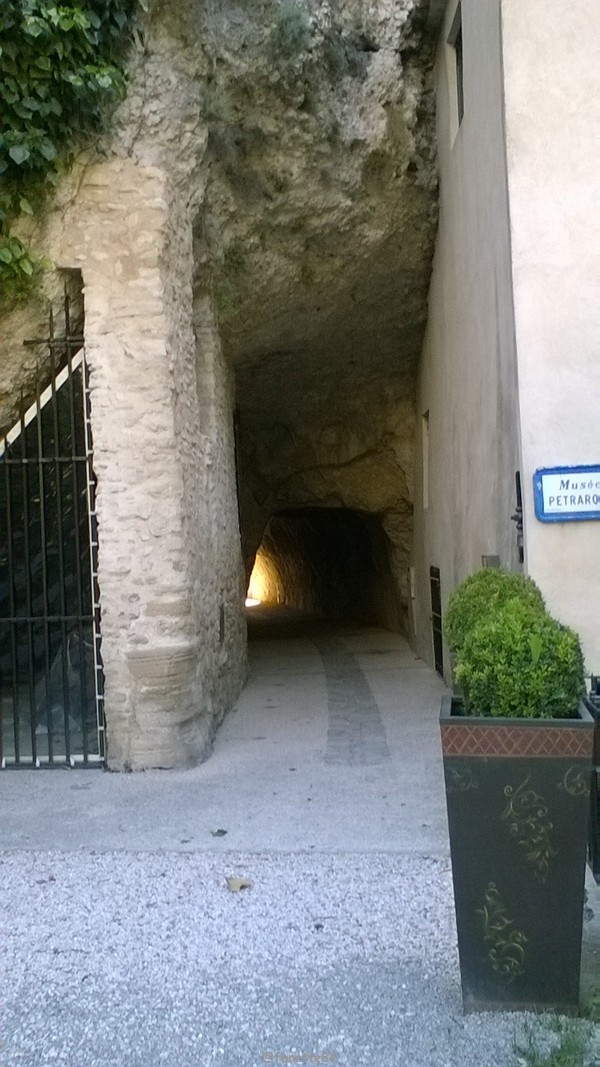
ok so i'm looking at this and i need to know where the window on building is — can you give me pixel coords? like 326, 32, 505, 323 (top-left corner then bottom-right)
429, 566, 444, 677
449, 5, 464, 127
422, 411, 430, 510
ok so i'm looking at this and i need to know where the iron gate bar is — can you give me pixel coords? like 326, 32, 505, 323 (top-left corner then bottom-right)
19, 400, 38, 764
48, 333, 73, 763
34, 370, 53, 761
1, 616, 95, 622
66, 334, 90, 759
0, 288, 104, 767
429, 565, 444, 676
83, 366, 105, 761
0, 352, 85, 458
2, 458, 89, 464
3, 453, 19, 764
65, 290, 91, 759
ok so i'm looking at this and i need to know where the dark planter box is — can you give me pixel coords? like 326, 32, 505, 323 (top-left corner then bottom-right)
585, 693, 600, 882
441, 695, 595, 1013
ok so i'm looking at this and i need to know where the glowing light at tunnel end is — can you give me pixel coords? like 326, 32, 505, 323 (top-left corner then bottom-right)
245, 549, 272, 608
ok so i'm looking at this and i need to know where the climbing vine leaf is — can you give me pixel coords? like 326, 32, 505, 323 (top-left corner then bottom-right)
0, 0, 145, 304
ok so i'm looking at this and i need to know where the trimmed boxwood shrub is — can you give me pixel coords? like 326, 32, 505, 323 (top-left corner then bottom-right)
455, 599, 585, 719
444, 568, 545, 656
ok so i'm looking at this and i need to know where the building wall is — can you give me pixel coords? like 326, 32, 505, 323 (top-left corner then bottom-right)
502, 0, 600, 671
411, 0, 522, 672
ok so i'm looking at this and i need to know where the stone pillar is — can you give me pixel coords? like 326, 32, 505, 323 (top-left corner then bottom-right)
55, 159, 246, 768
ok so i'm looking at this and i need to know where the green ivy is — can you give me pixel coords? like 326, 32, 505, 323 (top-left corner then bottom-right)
0, 234, 38, 299
0, 0, 145, 305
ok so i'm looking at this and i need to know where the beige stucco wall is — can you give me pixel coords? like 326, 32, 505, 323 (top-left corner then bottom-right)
411, 0, 522, 673
501, 0, 600, 671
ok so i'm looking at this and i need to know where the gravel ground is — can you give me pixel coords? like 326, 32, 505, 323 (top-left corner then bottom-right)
2, 624, 597, 1066
1, 849, 530, 1067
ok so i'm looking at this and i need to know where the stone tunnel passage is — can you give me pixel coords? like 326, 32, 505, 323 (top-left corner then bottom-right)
247, 508, 404, 632
0, 0, 440, 772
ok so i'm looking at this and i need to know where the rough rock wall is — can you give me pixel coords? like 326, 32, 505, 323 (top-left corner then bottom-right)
191, 291, 248, 729
189, 0, 439, 628
197, 0, 437, 359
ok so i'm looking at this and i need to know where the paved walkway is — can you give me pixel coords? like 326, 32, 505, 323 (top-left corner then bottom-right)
1, 613, 598, 1067
0, 615, 448, 854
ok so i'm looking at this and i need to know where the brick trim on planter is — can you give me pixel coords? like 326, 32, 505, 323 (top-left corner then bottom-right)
440, 697, 594, 760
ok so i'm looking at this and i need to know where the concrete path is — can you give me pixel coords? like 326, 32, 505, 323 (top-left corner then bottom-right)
1, 613, 598, 1067
0, 616, 448, 854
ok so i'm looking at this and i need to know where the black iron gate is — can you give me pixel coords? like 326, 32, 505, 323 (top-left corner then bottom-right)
0, 294, 104, 767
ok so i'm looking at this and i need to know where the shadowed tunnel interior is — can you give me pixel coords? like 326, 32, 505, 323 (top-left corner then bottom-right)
247, 508, 403, 631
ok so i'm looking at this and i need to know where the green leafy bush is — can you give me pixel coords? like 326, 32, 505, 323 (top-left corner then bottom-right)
444, 568, 545, 655
455, 599, 585, 719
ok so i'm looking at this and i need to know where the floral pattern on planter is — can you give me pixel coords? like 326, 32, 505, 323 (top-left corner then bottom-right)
557, 766, 590, 797
477, 882, 528, 983
446, 767, 479, 792
501, 774, 557, 882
